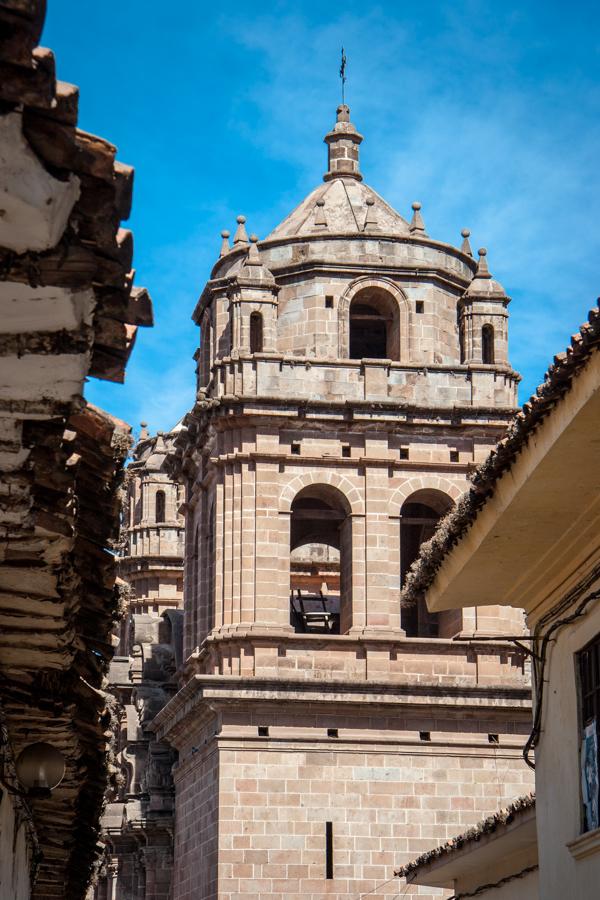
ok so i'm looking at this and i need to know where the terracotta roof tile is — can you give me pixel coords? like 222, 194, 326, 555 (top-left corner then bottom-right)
402, 306, 600, 607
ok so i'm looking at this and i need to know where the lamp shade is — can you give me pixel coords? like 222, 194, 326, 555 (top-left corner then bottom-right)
15, 742, 65, 791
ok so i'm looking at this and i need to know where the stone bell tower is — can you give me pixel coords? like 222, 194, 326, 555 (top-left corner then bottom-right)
95, 427, 185, 900
157, 106, 534, 900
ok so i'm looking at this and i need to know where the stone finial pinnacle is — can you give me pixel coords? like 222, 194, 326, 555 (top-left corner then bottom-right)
323, 105, 363, 183
233, 215, 248, 246
314, 198, 328, 229
139, 421, 149, 440
247, 234, 261, 264
363, 197, 379, 231
336, 104, 350, 123
460, 228, 473, 256
220, 230, 231, 257
476, 247, 491, 277
409, 201, 427, 235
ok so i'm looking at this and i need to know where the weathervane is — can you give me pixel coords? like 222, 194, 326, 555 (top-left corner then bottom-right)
339, 46, 347, 105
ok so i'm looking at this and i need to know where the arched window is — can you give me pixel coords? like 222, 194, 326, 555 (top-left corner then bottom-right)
401, 489, 454, 637
155, 490, 166, 523
482, 324, 495, 364
349, 288, 399, 360
250, 311, 263, 353
289, 485, 352, 635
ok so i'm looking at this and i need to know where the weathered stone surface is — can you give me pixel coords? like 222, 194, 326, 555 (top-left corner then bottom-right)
0, 112, 80, 253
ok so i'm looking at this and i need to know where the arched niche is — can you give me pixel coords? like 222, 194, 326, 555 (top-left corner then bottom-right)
400, 488, 458, 638
289, 484, 353, 635
338, 277, 410, 361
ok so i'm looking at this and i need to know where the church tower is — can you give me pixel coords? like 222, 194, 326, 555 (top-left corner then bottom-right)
95, 428, 185, 900
157, 106, 533, 900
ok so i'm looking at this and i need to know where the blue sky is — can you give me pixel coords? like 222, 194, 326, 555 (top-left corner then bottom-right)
44, 1, 600, 437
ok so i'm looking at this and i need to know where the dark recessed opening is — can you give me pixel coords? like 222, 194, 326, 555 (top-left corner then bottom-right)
325, 295, 334, 309
419, 731, 431, 742
400, 447, 409, 460
482, 324, 495, 364
326, 821, 333, 879
350, 300, 389, 359
258, 726, 269, 737
450, 450, 459, 463
488, 733, 500, 744
327, 728, 339, 738
341, 445, 351, 458
250, 311, 263, 353
291, 443, 301, 455
416, 301, 424, 314
401, 491, 455, 638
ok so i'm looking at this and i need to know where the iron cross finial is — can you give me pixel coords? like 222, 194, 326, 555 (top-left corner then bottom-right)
339, 47, 347, 105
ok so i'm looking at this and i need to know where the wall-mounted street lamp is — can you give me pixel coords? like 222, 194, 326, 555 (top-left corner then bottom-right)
15, 742, 66, 795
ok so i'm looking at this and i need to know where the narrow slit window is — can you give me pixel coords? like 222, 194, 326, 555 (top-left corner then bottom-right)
325, 821, 333, 879
482, 324, 495, 364
250, 311, 263, 353
155, 490, 166, 523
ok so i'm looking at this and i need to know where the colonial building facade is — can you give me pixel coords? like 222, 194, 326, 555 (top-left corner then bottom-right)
155, 106, 534, 899
402, 305, 600, 899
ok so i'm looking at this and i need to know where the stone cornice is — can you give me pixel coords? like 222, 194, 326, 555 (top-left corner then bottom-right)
153, 673, 531, 746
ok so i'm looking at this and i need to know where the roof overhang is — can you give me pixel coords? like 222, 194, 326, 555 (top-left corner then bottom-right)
404, 803, 537, 890
425, 349, 600, 622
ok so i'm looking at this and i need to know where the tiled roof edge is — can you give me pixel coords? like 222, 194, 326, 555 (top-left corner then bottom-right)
395, 793, 536, 879
402, 306, 600, 607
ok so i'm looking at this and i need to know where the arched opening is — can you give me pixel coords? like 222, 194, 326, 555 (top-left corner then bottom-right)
250, 311, 263, 353
289, 485, 352, 634
400, 489, 454, 637
482, 324, 495, 364
155, 490, 166, 523
349, 288, 399, 360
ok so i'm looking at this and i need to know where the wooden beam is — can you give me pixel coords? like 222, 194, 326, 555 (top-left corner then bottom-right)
291, 509, 345, 521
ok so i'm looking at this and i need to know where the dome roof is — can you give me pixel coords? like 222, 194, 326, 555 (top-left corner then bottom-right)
265, 104, 410, 242
209, 104, 477, 291
265, 177, 410, 241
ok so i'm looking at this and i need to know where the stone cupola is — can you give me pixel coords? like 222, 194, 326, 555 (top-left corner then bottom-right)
459, 248, 511, 367
323, 103, 363, 181
227, 235, 278, 355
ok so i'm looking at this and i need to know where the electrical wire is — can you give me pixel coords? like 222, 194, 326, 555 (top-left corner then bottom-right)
445, 863, 538, 898
356, 874, 402, 898
523, 585, 600, 769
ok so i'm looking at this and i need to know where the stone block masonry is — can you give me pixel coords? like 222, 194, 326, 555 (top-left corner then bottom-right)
162, 102, 532, 900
